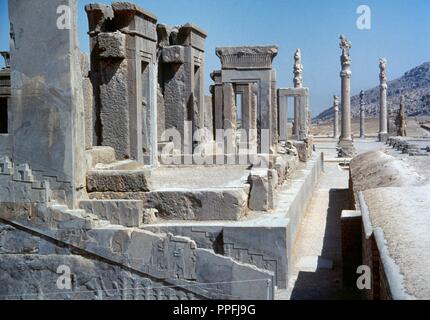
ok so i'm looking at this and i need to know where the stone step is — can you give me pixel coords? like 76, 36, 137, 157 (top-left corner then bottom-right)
79, 199, 146, 227
87, 168, 152, 192
88, 187, 249, 221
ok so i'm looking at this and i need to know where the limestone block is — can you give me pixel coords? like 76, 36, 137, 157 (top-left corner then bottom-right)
87, 169, 152, 192
97, 31, 126, 59
143, 189, 247, 221
195, 248, 274, 300
0, 254, 198, 300
223, 226, 288, 289
79, 200, 144, 228
162, 45, 185, 64
248, 169, 271, 211
9, 0, 86, 208
86, 147, 116, 168
88, 188, 248, 221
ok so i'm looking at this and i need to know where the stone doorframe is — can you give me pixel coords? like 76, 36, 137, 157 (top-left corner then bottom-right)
277, 87, 309, 142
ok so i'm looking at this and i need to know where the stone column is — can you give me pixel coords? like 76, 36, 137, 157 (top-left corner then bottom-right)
293, 49, 303, 137
250, 83, 259, 151
278, 93, 288, 142
360, 90, 366, 138
333, 95, 339, 138
378, 58, 388, 142
338, 35, 356, 157
210, 71, 223, 132
223, 83, 236, 153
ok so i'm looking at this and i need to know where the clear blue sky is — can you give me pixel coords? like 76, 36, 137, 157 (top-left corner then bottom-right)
0, 0, 429, 115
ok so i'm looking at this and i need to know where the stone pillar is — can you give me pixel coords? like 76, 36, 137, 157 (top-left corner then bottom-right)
396, 96, 407, 137
293, 49, 303, 137
210, 71, 223, 132
9, 0, 86, 208
278, 93, 288, 142
223, 83, 236, 130
158, 24, 207, 151
86, 3, 158, 165
333, 95, 339, 138
271, 70, 278, 147
223, 83, 236, 153
338, 35, 356, 157
378, 58, 388, 142
360, 90, 366, 139
297, 93, 309, 141
250, 83, 259, 151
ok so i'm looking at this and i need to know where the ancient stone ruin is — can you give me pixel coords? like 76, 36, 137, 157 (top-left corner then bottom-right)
0, 0, 429, 302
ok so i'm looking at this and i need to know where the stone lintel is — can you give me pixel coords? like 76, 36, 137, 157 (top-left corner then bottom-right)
278, 87, 309, 97
216, 46, 278, 70
111, 2, 157, 23
180, 23, 208, 39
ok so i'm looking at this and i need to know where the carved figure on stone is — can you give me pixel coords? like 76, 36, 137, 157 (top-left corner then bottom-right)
339, 35, 352, 67
379, 58, 388, 88
293, 49, 303, 88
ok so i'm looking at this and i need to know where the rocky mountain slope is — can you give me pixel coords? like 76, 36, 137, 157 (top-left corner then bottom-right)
316, 62, 430, 121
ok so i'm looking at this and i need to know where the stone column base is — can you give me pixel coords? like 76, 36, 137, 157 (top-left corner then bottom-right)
338, 139, 357, 158
378, 132, 389, 142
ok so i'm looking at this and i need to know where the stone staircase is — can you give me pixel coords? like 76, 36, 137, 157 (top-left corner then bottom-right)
0, 150, 275, 300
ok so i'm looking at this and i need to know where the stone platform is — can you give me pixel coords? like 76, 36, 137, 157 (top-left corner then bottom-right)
141, 153, 324, 289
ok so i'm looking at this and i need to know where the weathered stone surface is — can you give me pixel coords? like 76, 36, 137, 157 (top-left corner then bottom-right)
9, 0, 86, 208
216, 46, 278, 69
86, 3, 158, 165
79, 200, 144, 227
89, 188, 248, 221
86, 147, 116, 169
162, 45, 185, 64
248, 169, 277, 211
97, 31, 126, 59
87, 170, 152, 192
80, 53, 94, 149
195, 248, 274, 300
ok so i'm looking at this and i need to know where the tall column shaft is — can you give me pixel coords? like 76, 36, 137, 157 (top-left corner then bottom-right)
379, 86, 388, 134
340, 74, 352, 141
378, 58, 388, 142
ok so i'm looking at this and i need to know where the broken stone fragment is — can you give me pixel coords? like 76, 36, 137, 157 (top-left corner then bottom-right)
97, 31, 126, 59
162, 45, 185, 64
248, 170, 270, 211
143, 208, 158, 224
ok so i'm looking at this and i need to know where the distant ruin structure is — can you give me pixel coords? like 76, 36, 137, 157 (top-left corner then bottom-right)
359, 90, 366, 138
211, 46, 279, 153
333, 95, 339, 139
396, 96, 407, 137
